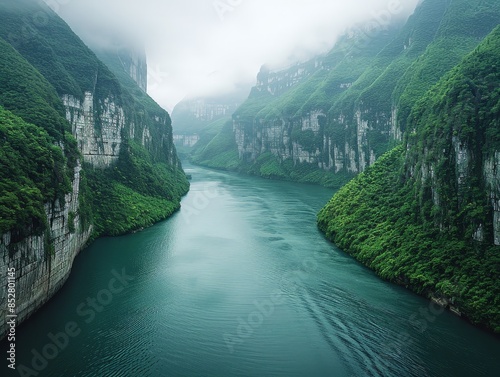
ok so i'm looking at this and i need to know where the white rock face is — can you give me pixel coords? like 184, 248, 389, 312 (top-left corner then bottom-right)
356, 110, 368, 172
453, 136, 470, 188
126, 51, 148, 92
484, 152, 500, 245
232, 105, 394, 176
0, 85, 176, 339
0, 164, 92, 338
63, 92, 125, 168
173, 134, 200, 147
0, 51, 180, 339
391, 106, 402, 141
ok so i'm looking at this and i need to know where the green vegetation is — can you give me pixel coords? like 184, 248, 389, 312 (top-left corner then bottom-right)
84, 166, 184, 236
318, 26, 500, 333
0, 0, 188, 241
0, 37, 69, 141
190, 118, 353, 187
67, 212, 76, 234
196, 0, 500, 189
0, 35, 77, 238
0, 106, 70, 236
394, 0, 500, 131
192, 120, 240, 170
242, 154, 354, 187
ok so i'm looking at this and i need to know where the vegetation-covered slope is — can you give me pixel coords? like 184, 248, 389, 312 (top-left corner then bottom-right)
0, 36, 79, 237
318, 27, 500, 333
191, 118, 240, 170
194, 0, 500, 187
0, 0, 188, 238
0, 105, 72, 236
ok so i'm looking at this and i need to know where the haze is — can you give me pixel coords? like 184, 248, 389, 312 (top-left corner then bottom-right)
49, 0, 420, 111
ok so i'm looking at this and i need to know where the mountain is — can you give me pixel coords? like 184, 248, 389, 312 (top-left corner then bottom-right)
0, 0, 188, 338
193, 0, 500, 187
318, 25, 500, 333
170, 91, 248, 160
172, 93, 246, 136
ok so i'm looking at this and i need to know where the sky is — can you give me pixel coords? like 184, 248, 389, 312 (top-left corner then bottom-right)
49, 0, 420, 111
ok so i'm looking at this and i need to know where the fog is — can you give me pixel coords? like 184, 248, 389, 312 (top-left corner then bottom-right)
49, 0, 420, 111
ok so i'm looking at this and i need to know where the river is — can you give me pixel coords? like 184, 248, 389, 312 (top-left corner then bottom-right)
5, 163, 500, 376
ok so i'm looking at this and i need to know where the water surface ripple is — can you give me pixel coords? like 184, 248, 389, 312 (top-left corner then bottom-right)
6, 163, 500, 377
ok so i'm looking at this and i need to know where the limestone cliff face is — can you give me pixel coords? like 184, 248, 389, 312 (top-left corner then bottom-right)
434, 143, 500, 245
173, 134, 200, 147
0, 85, 179, 339
213, 0, 500, 185
117, 47, 148, 92
484, 153, 500, 245
171, 94, 246, 138
231, 41, 396, 178
62, 86, 178, 169
256, 60, 322, 96
404, 137, 500, 247
0, 164, 92, 337
233, 111, 326, 166
233, 103, 388, 175
63, 92, 125, 167
0, 15, 182, 339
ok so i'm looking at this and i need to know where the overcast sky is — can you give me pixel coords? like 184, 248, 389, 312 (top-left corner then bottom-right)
51, 0, 420, 111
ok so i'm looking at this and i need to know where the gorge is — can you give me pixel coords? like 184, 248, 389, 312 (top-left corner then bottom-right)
2, 163, 500, 376
0, 0, 188, 339
0, 0, 499, 375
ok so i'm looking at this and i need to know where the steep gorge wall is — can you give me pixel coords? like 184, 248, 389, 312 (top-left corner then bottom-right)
484, 153, 500, 245
233, 100, 388, 179
118, 48, 148, 92
212, 0, 500, 186
62, 91, 175, 168
0, 165, 91, 337
318, 26, 500, 332
0, 0, 185, 339
63, 92, 124, 167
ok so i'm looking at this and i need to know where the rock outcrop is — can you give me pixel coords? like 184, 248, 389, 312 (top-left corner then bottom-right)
0, 165, 91, 337
0, 0, 187, 339
318, 25, 500, 333
196, 0, 500, 188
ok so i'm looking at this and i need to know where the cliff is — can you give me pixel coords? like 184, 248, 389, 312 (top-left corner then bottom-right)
171, 92, 246, 145
318, 26, 500, 333
117, 46, 148, 92
193, 0, 500, 187
0, 0, 188, 338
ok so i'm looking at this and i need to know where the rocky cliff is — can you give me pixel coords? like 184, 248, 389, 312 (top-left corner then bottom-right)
172, 94, 246, 135
318, 25, 500, 333
117, 47, 148, 92
195, 0, 500, 187
0, 0, 187, 339
0, 163, 91, 338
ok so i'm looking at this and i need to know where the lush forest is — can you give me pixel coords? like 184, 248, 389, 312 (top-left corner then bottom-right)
318, 26, 500, 333
188, 0, 500, 333
192, 0, 500, 187
0, 36, 78, 237
0, 0, 188, 240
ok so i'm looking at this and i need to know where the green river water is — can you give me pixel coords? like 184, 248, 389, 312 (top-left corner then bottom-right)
4, 163, 500, 377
